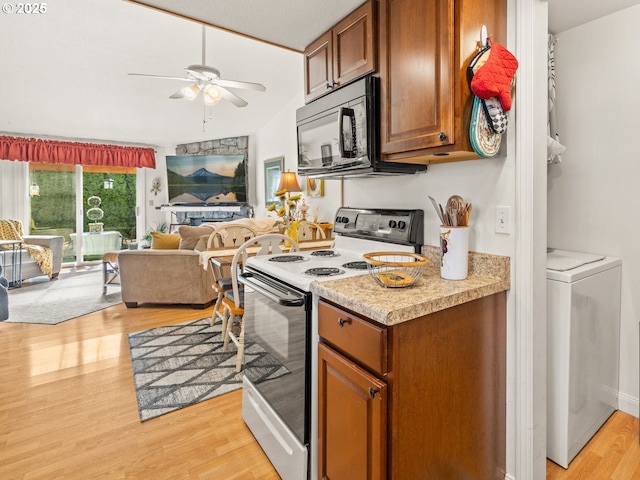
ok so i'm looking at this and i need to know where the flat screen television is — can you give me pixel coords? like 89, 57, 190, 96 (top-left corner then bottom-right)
166, 154, 248, 204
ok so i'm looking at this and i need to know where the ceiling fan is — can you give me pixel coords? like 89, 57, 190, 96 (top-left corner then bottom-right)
129, 26, 266, 108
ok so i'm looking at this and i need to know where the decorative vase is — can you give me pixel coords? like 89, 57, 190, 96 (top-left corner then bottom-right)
285, 221, 299, 246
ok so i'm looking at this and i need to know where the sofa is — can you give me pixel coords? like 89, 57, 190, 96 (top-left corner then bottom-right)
117, 217, 278, 309
0, 235, 64, 283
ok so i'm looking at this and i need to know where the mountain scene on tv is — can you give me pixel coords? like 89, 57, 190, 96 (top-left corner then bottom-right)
166, 154, 247, 203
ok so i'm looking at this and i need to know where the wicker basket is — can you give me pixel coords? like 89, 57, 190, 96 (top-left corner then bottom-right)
363, 252, 429, 288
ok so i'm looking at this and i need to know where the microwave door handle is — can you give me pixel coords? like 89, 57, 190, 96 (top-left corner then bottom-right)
338, 107, 357, 158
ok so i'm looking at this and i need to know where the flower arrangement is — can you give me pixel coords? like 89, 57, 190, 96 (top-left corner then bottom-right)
267, 189, 304, 229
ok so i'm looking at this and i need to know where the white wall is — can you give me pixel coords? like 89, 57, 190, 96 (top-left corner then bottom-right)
253, 86, 345, 224
548, 4, 640, 416
141, 146, 172, 237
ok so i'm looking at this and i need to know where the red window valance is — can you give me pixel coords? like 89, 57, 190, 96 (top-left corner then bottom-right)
0, 136, 156, 169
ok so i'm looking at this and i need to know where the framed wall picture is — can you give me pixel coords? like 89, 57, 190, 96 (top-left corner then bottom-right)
264, 156, 284, 207
307, 178, 324, 197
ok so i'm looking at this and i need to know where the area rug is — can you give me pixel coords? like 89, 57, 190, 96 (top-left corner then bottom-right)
3, 266, 121, 325
128, 318, 290, 421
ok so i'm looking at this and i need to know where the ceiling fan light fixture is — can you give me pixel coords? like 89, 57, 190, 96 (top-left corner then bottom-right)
204, 85, 222, 105
181, 84, 200, 100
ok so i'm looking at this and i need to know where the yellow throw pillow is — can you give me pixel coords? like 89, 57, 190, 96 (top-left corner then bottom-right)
150, 231, 181, 250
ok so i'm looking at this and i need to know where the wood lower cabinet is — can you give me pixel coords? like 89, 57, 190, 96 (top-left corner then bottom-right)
378, 0, 507, 164
304, 0, 376, 103
318, 293, 506, 479
318, 343, 387, 480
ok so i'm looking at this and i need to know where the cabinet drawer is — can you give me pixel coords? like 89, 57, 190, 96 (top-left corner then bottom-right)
318, 301, 387, 375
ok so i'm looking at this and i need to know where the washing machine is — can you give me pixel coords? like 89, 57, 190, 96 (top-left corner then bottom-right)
546, 249, 621, 468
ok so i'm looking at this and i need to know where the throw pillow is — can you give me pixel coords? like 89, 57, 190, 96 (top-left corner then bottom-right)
178, 224, 216, 250
194, 234, 211, 252
150, 231, 181, 249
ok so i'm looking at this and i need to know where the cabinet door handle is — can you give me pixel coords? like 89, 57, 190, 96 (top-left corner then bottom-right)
326, 81, 337, 89
337, 317, 351, 327
439, 132, 448, 141
369, 387, 380, 399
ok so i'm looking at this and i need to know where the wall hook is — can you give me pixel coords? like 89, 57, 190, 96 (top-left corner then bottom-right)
481, 25, 488, 48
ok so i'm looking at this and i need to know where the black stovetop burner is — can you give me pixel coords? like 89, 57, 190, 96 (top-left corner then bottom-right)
304, 267, 345, 277
310, 249, 340, 258
268, 255, 306, 263
342, 261, 368, 270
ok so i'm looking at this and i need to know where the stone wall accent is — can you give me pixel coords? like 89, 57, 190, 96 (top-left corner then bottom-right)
172, 135, 253, 223
175, 136, 248, 157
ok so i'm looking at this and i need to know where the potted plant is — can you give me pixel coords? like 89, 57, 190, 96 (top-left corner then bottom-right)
140, 222, 168, 248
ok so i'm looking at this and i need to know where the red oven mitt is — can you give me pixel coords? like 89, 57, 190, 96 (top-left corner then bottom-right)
470, 40, 518, 112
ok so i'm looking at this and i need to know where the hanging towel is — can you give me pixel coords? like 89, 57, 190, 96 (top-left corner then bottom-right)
548, 34, 566, 164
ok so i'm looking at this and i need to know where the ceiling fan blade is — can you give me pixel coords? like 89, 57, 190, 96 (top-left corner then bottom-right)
219, 87, 248, 107
128, 73, 193, 82
215, 78, 266, 92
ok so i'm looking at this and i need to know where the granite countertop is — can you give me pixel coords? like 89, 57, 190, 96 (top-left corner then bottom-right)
310, 246, 510, 326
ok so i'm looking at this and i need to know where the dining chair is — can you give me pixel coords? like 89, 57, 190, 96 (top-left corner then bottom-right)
295, 220, 327, 242
206, 224, 258, 249
207, 224, 258, 328
222, 233, 300, 372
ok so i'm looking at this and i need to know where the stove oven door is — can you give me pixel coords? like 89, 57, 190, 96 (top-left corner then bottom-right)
239, 270, 311, 480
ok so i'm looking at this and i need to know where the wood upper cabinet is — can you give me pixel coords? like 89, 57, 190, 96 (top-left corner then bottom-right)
318, 293, 507, 479
378, 0, 507, 164
304, 0, 376, 103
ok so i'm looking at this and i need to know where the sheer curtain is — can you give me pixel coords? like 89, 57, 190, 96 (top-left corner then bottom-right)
0, 160, 29, 225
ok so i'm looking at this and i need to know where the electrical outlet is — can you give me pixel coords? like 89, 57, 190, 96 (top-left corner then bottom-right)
495, 206, 511, 234
148, 199, 154, 207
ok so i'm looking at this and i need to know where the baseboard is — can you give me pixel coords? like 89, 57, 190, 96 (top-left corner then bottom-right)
618, 391, 639, 418
505, 473, 515, 480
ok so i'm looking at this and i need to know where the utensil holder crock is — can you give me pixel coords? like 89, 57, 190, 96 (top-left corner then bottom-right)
440, 225, 469, 280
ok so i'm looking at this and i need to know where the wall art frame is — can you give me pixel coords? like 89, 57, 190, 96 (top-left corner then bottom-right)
264, 156, 284, 207
306, 178, 324, 197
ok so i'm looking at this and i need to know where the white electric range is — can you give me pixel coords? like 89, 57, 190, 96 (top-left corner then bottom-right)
238, 207, 425, 480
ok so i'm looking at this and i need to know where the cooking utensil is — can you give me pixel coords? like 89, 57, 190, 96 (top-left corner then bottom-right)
447, 207, 458, 226
428, 196, 444, 224
446, 195, 465, 214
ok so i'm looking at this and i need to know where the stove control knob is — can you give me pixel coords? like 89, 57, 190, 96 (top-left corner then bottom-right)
398, 221, 407, 230
388, 220, 397, 228
340, 216, 350, 224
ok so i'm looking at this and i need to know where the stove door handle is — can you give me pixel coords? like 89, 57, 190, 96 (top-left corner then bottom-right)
239, 273, 305, 307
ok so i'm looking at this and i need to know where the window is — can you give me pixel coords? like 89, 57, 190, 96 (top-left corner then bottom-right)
29, 163, 137, 263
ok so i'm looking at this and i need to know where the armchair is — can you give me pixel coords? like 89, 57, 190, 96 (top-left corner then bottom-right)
0, 220, 63, 282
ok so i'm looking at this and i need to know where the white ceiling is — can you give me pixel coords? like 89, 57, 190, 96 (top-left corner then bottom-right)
129, 0, 364, 52
0, 0, 309, 148
548, 0, 640, 34
1, 0, 637, 150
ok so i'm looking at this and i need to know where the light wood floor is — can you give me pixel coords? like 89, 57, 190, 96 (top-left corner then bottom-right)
546, 411, 640, 479
2, 297, 639, 480
0, 302, 280, 480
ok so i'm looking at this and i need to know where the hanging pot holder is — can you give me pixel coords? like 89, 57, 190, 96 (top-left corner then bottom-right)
468, 45, 509, 134
469, 95, 502, 158
482, 97, 508, 134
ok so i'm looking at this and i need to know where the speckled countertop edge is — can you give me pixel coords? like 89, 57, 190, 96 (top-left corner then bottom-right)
311, 247, 510, 326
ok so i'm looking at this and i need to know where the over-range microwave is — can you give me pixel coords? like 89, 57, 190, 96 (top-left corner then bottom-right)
296, 75, 427, 178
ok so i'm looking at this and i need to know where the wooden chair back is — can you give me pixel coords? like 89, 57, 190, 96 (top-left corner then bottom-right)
206, 224, 258, 250
228, 233, 300, 308
295, 221, 327, 242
